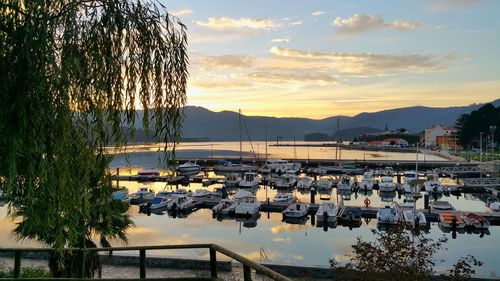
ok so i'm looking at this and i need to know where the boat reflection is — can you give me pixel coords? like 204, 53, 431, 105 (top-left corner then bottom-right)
235, 213, 260, 228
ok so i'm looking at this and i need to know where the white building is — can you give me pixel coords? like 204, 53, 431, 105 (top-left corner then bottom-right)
424, 125, 457, 148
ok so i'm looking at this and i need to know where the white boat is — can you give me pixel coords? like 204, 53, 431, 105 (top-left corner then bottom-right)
424, 173, 443, 193
431, 200, 452, 210
148, 196, 170, 210
316, 177, 334, 190
360, 172, 374, 190
376, 205, 399, 225
172, 188, 190, 196
234, 189, 261, 216
239, 172, 259, 188
214, 162, 258, 173
177, 161, 201, 175
297, 176, 314, 189
282, 202, 309, 219
264, 158, 296, 173
273, 193, 294, 203
223, 173, 242, 187
402, 210, 427, 227
337, 175, 352, 190
316, 203, 338, 223
212, 199, 237, 215
167, 195, 195, 211
402, 171, 418, 193
489, 202, 500, 212
131, 187, 155, 200
383, 166, 395, 176
379, 176, 395, 192
190, 189, 212, 199
275, 174, 297, 189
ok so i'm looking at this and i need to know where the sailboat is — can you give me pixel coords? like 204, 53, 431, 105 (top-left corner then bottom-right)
213, 109, 258, 174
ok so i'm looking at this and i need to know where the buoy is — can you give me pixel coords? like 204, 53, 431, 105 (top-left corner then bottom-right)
364, 197, 371, 207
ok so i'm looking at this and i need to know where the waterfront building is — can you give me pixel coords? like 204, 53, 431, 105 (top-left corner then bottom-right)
424, 125, 457, 148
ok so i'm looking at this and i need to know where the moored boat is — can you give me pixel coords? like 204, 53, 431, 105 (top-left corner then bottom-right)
275, 174, 297, 189
177, 161, 201, 176
337, 175, 352, 191
297, 176, 314, 189
282, 202, 309, 219
316, 177, 334, 190
431, 200, 452, 210
376, 205, 399, 225
223, 173, 242, 187
379, 176, 395, 192
360, 172, 374, 190
166, 194, 195, 211
212, 199, 237, 216
465, 213, 489, 229
239, 172, 259, 188
234, 190, 261, 216
130, 187, 155, 204
316, 202, 338, 223
424, 172, 443, 193
439, 212, 465, 229
273, 193, 295, 203
147, 196, 170, 210
402, 210, 427, 227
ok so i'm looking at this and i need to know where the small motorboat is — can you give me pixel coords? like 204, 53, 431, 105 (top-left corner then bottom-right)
431, 201, 452, 210
439, 212, 465, 229
316, 177, 334, 190
424, 173, 443, 193
190, 189, 212, 199
382, 166, 395, 176
339, 206, 361, 223
316, 202, 338, 223
166, 194, 195, 211
239, 172, 259, 188
282, 202, 309, 219
148, 196, 170, 210
377, 205, 399, 225
156, 190, 173, 198
112, 192, 131, 204
173, 188, 190, 196
130, 187, 155, 204
212, 199, 237, 215
402, 210, 427, 227
223, 173, 242, 187
177, 161, 201, 176
275, 174, 297, 189
234, 189, 261, 216
273, 193, 295, 203
465, 213, 490, 229
297, 176, 314, 189
337, 175, 352, 191
360, 172, 374, 190
379, 176, 395, 192
137, 168, 160, 179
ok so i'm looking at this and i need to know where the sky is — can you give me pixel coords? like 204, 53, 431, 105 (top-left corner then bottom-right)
160, 0, 500, 118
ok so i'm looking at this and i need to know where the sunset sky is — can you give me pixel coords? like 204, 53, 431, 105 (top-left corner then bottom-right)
162, 0, 500, 118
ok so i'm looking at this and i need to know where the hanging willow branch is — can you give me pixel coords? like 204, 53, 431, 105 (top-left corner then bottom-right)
0, 0, 188, 277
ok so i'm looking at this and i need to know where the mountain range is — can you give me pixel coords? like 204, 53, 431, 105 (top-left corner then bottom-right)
132, 99, 500, 141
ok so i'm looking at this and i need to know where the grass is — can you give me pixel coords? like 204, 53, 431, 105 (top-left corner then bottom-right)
0, 264, 51, 278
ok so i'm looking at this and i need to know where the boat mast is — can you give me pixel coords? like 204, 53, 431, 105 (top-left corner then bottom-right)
239, 109, 242, 161
294, 137, 297, 161
338, 118, 341, 161
413, 142, 419, 229
265, 129, 268, 161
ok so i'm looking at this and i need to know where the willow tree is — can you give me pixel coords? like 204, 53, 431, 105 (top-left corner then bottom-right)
0, 0, 188, 277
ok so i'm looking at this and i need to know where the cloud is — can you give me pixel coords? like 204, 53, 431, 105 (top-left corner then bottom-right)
195, 17, 278, 31
312, 11, 326, 16
433, 0, 480, 10
269, 46, 449, 76
171, 8, 193, 17
243, 71, 337, 85
333, 14, 422, 34
271, 38, 290, 43
291, 21, 303, 26
191, 79, 254, 90
197, 55, 255, 69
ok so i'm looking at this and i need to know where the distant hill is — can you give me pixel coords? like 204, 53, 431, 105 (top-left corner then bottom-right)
130, 99, 500, 141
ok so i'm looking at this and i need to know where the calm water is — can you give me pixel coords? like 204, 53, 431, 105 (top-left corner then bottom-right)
1, 145, 499, 278
107, 141, 447, 168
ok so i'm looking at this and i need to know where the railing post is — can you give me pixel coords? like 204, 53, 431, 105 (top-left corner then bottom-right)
209, 247, 217, 278
139, 249, 146, 279
14, 252, 21, 279
243, 264, 252, 281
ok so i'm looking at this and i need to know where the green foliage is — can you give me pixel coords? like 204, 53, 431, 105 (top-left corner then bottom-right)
0, 265, 51, 278
0, 0, 188, 278
455, 103, 500, 148
330, 227, 482, 281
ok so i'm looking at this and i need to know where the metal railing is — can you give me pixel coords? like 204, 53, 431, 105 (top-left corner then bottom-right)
0, 244, 291, 281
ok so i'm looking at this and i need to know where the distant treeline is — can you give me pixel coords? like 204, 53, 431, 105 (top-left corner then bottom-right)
455, 103, 499, 148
